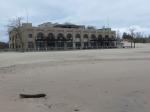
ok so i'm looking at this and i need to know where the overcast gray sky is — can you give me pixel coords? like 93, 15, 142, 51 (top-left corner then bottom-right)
0, 0, 150, 42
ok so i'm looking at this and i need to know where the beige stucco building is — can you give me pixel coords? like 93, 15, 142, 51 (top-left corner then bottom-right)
9, 22, 117, 50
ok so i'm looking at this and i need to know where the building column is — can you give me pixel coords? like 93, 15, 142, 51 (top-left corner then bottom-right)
80, 35, 84, 49
72, 34, 76, 49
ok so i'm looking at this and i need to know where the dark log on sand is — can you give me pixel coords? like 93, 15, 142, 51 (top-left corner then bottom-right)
20, 93, 46, 98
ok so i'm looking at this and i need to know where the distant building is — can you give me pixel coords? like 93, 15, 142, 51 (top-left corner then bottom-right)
9, 22, 117, 50
0, 42, 8, 49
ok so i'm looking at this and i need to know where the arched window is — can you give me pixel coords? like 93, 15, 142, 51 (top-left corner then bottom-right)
57, 33, 65, 48
36, 32, 45, 49
91, 34, 97, 41
66, 34, 73, 41
83, 34, 88, 42
47, 33, 55, 40
98, 35, 102, 41
75, 34, 81, 42
47, 33, 55, 48
66, 34, 73, 48
90, 34, 97, 48
97, 35, 103, 48
57, 33, 65, 41
105, 35, 109, 40
103, 35, 110, 47
83, 34, 89, 49
37, 32, 44, 40
75, 34, 81, 49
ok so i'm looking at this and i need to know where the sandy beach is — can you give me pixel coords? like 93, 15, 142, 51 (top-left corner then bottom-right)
0, 43, 150, 112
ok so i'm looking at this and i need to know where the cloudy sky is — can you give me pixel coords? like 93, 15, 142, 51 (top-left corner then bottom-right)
0, 0, 150, 42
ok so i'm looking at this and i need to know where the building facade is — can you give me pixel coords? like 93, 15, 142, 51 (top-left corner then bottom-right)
9, 22, 117, 50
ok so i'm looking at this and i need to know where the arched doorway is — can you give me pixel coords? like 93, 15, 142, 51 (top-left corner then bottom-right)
90, 34, 97, 48
104, 35, 109, 48
47, 33, 55, 49
66, 34, 73, 48
83, 34, 89, 49
75, 34, 81, 49
98, 35, 103, 48
57, 33, 66, 49
36, 32, 46, 50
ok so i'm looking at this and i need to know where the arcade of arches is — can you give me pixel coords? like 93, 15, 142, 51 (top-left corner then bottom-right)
35, 32, 116, 50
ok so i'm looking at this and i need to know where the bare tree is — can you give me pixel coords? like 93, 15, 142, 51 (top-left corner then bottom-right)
8, 17, 24, 51
129, 27, 136, 48
135, 32, 142, 38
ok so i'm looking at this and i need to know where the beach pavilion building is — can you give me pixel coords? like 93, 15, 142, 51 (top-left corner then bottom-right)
9, 22, 117, 51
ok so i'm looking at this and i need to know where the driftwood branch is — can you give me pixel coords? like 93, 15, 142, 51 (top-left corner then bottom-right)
20, 93, 46, 98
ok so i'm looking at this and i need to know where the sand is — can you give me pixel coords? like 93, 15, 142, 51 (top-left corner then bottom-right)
0, 43, 150, 112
